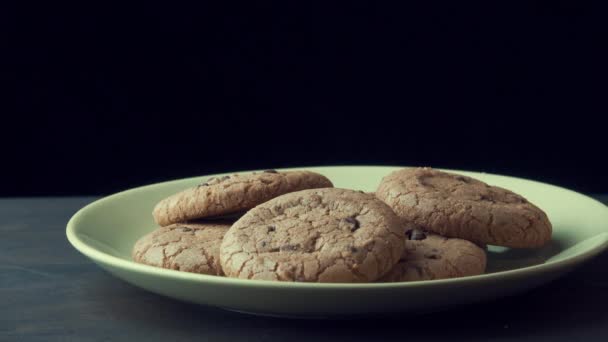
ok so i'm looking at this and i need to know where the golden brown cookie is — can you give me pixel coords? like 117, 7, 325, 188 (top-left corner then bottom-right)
376, 167, 552, 248
380, 228, 486, 282
132, 222, 231, 275
219, 188, 404, 282
153, 170, 333, 226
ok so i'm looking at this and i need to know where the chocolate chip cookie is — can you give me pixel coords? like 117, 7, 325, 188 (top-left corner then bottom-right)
376, 167, 552, 248
132, 222, 231, 275
380, 227, 487, 282
153, 170, 333, 226
219, 188, 404, 282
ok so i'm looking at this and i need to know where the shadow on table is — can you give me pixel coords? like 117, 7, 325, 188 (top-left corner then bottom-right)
81, 251, 608, 341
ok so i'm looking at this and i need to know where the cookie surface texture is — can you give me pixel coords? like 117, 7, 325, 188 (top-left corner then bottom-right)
220, 188, 404, 282
376, 167, 552, 248
132, 222, 231, 275
153, 170, 333, 226
381, 229, 486, 282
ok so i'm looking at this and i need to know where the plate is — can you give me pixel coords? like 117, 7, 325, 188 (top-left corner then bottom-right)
66, 166, 608, 317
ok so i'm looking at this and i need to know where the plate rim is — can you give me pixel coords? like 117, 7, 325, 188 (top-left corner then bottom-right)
66, 165, 608, 289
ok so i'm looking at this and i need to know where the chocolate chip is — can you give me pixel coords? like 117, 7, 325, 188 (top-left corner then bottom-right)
221, 175, 230, 181
350, 247, 358, 253
269, 247, 280, 252
455, 176, 470, 183
357, 190, 365, 194
425, 254, 439, 259
261, 241, 267, 247
201, 177, 222, 186
411, 230, 426, 240
280, 244, 299, 251
406, 229, 427, 240
480, 194, 495, 202
181, 227, 193, 232
343, 217, 360, 232
267, 225, 276, 233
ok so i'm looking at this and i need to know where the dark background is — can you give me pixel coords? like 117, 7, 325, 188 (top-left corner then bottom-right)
3, 1, 606, 196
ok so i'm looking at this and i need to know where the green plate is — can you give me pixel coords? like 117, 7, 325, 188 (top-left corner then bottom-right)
66, 166, 608, 317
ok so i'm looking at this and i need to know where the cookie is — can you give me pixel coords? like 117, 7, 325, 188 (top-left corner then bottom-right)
380, 228, 487, 282
153, 170, 333, 226
219, 188, 404, 282
132, 222, 231, 275
376, 167, 552, 248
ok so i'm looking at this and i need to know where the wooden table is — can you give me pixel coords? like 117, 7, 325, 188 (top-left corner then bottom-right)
2, 196, 608, 341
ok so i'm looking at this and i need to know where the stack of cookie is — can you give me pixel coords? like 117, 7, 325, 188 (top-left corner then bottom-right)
132, 167, 552, 283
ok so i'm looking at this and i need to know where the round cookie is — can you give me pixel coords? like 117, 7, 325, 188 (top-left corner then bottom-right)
380, 228, 487, 282
220, 188, 404, 282
376, 167, 552, 248
153, 170, 333, 226
132, 222, 231, 275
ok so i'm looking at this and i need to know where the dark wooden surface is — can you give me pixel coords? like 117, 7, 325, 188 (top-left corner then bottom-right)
1, 196, 608, 342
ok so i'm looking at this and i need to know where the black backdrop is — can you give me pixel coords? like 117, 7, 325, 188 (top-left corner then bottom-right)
3, 2, 606, 196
